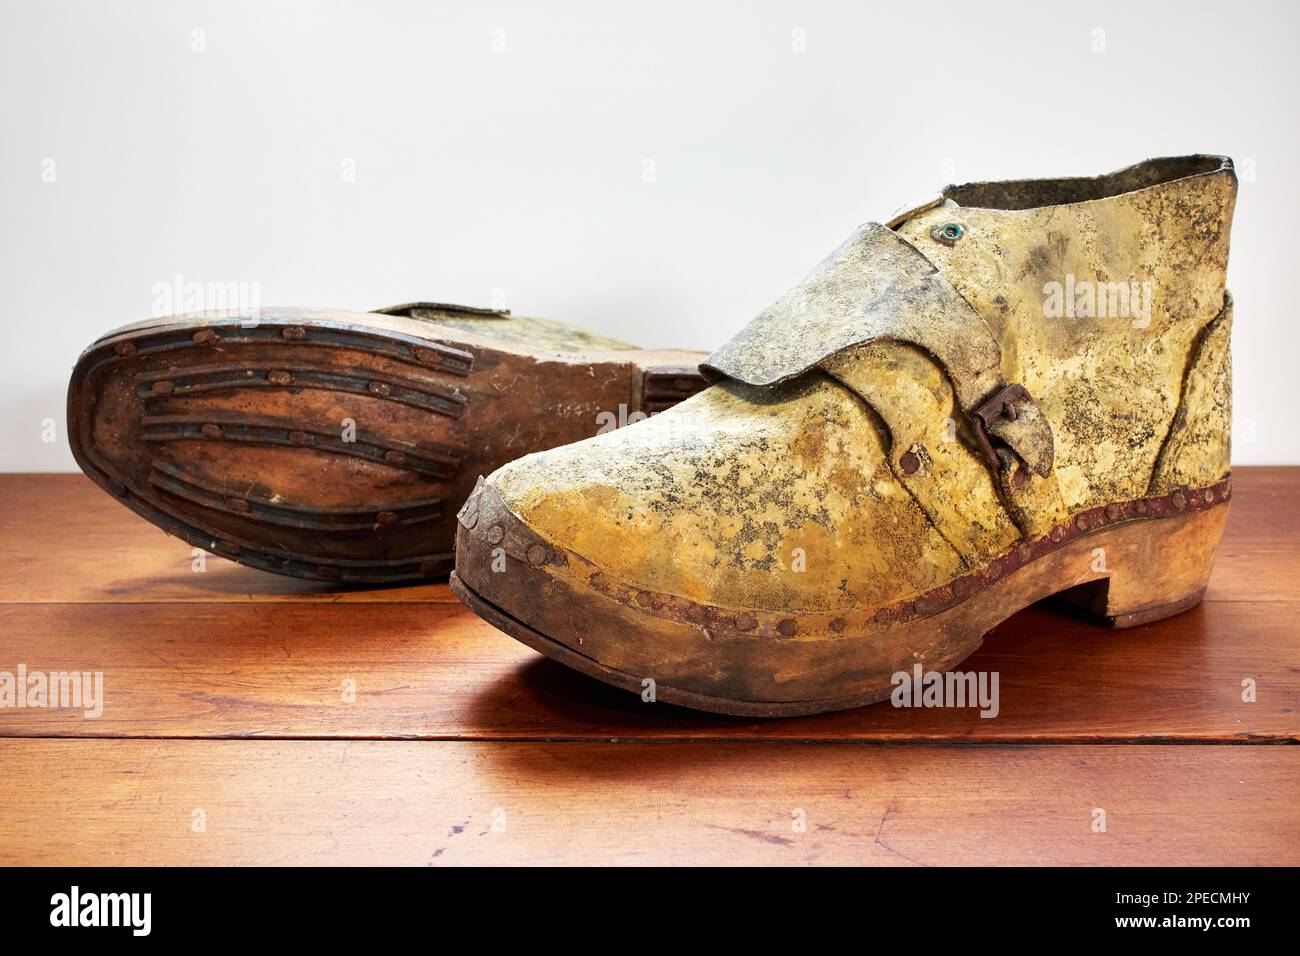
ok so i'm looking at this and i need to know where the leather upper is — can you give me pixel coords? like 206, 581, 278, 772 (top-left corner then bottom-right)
479, 155, 1237, 614
701, 222, 1056, 481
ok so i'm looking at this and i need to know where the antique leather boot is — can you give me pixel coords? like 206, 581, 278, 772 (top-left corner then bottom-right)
68, 303, 705, 582
452, 155, 1236, 716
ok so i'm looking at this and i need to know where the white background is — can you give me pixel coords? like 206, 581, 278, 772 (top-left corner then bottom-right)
2, 0, 1296, 470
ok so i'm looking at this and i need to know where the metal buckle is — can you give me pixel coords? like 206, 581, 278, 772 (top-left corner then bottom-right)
969, 383, 1031, 472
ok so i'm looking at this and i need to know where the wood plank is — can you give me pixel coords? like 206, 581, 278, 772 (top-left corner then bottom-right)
1, 468, 1296, 604
1210, 467, 1300, 602
0, 740, 1292, 866
0, 474, 454, 603
1, 598, 1294, 741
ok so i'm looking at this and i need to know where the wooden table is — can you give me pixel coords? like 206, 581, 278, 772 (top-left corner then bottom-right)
1, 470, 1296, 865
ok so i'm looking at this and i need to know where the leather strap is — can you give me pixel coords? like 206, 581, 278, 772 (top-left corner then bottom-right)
701, 223, 1054, 478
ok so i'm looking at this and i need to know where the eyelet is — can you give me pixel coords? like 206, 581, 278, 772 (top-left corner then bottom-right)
931, 222, 965, 246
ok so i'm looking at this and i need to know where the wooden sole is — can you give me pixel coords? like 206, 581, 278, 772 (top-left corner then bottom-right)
67, 308, 705, 584
453, 484, 1231, 717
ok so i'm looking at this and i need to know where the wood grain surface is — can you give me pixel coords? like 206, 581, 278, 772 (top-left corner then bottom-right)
0, 598, 1292, 741
2, 740, 1293, 866
0, 470, 1296, 865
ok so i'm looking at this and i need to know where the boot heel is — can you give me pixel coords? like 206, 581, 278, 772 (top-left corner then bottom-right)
1053, 500, 1229, 628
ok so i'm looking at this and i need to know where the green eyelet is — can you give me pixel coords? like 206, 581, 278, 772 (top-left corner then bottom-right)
932, 222, 965, 245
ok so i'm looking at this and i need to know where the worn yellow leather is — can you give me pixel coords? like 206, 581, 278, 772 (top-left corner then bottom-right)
701, 224, 1002, 404
373, 302, 643, 352
491, 375, 966, 613
994, 462, 1071, 540
894, 160, 1235, 516
482, 155, 1235, 620
399, 307, 640, 352
1151, 296, 1233, 494
700, 223, 1054, 478
820, 342, 1021, 564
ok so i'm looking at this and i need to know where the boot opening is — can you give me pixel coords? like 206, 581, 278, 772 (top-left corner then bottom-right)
946, 155, 1232, 211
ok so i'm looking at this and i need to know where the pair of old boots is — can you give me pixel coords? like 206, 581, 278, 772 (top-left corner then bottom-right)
70, 155, 1237, 716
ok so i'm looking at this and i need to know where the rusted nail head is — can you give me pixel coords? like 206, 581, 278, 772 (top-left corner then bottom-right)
460, 503, 480, 529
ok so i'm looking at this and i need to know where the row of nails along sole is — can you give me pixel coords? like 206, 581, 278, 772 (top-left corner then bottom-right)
452, 481, 1230, 716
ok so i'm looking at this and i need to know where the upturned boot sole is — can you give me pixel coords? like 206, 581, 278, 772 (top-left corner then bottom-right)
68, 307, 705, 583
